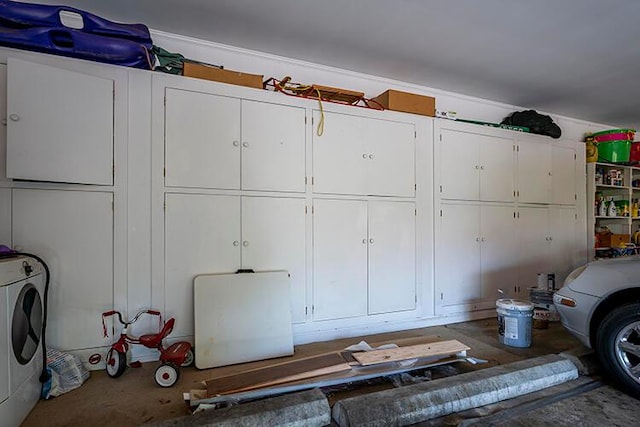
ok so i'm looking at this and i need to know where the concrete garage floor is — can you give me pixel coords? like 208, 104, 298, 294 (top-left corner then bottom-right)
22, 319, 640, 426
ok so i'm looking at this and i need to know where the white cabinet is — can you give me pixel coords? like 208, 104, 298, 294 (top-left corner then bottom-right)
6, 58, 114, 185
312, 199, 415, 320
12, 188, 114, 351
164, 88, 306, 192
0, 64, 6, 181
517, 205, 577, 290
435, 203, 517, 307
164, 193, 306, 336
517, 141, 576, 204
438, 128, 514, 202
312, 111, 415, 197
552, 145, 577, 205
0, 188, 10, 244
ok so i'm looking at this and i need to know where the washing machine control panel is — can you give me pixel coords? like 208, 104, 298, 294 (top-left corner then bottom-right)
0, 256, 42, 286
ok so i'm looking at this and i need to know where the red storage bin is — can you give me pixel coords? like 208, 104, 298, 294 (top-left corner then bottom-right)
631, 142, 640, 164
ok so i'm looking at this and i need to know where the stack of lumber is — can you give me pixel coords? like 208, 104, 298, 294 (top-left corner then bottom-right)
199, 338, 470, 400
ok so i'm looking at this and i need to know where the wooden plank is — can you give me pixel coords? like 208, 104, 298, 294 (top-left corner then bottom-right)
351, 339, 470, 366
206, 352, 350, 396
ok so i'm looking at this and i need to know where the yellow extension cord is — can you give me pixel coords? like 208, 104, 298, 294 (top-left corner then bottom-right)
275, 76, 324, 136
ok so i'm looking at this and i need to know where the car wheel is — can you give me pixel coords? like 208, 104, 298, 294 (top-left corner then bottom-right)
596, 303, 640, 396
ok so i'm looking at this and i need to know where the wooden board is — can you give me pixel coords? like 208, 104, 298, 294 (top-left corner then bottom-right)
351, 339, 470, 366
194, 271, 293, 369
206, 352, 350, 396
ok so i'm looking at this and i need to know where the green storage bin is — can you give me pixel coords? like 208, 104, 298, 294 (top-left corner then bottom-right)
598, 140, 631, 163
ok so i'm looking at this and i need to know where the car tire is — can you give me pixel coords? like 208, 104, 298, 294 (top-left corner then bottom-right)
596, 302, 640, 396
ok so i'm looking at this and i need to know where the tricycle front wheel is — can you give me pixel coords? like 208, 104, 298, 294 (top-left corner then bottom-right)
155, 362, 180, 387
105, 348, 127, 378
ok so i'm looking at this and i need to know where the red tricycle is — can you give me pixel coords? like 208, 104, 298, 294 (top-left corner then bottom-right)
101, 309, 193, 387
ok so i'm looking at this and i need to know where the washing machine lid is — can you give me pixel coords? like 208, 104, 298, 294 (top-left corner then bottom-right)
11, 282, 42, 365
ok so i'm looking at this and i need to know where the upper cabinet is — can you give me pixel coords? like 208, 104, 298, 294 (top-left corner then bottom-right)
312, 111, 415, 197
164, 87, 306, 192
516, 140, 576, 205
6, 58, 114, 185
438, 128, 515, 202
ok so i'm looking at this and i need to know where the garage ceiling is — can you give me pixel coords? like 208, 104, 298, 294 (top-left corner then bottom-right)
27, 0, 640, 127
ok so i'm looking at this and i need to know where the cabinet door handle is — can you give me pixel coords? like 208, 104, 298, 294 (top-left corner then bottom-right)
480, 165, 484, 170
549, 236, 553, 241
362, 239, 367, 244
243, 241, 249, 247
369, 238, 374, 244
369, 154, 374, 160
233, 240, 240, 246
475, 237, 480, 242
9, 114, 19, 122
481, 237, 485, 242
242, 142, 249, 148
233, 140, 240, 147
475, 165, 479, 170
362, 153, 368, 159
0, 118, 6, 126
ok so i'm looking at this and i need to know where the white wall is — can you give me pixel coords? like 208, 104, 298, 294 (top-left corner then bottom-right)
151, 30, 613, 142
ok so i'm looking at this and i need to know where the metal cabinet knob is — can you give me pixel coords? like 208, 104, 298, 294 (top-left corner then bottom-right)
0, 119, 6, 127
362, 239, 367, 244
369, 154, 374, 159
233, 240, 240, 246
362, 153, 368, 159
480, 165, 484, 170
9, 114, 19, 122
475, 165, 479, 170
242, 142, 249, 148
243, 241, 249, 247
476, 237, 480, 242
369, 238, 374, 244
233, 140, 240, 147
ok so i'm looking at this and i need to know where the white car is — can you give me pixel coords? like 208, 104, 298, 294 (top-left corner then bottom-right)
554, 256, 640, 396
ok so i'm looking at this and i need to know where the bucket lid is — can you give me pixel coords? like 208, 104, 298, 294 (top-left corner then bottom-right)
496, 298, 534, 311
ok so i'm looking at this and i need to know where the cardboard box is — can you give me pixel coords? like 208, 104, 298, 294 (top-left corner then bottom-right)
372, 89, 435, 117
600, 233, 630, 248
183, 62, 263, 89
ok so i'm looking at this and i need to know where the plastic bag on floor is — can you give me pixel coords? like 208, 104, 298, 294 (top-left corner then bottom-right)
41, 348, 90, 399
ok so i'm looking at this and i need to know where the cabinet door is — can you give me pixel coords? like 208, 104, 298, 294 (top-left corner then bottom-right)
165, 194, 241, 337
165, 88, 241, 189
480, 205, 518, 300
439, 129, 480, 200
0, 64, 6, 181
368, 201, 416, 314
7, 58, 114, 185
435, 204, 481, 306
313, 199, 367, 320
550, 207, 577, 284
517, 140, 552, 203
479, 136, 515, 202
241, 101, 306, 192
312, 111, 367, 195
0, 188, 9, 244
12, 189, 113, 351
241, 196, 306, 323
365, 119, 415, 197
552, 145, 576, 205
517, 206, 550, 290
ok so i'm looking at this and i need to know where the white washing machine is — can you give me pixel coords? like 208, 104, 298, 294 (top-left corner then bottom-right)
0, 255, 45, 427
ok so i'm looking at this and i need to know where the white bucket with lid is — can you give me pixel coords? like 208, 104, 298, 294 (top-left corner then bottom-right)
496, 299, 534, 348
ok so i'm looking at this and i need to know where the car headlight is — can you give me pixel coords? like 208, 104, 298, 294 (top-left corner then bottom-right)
563, 264, 588, 287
